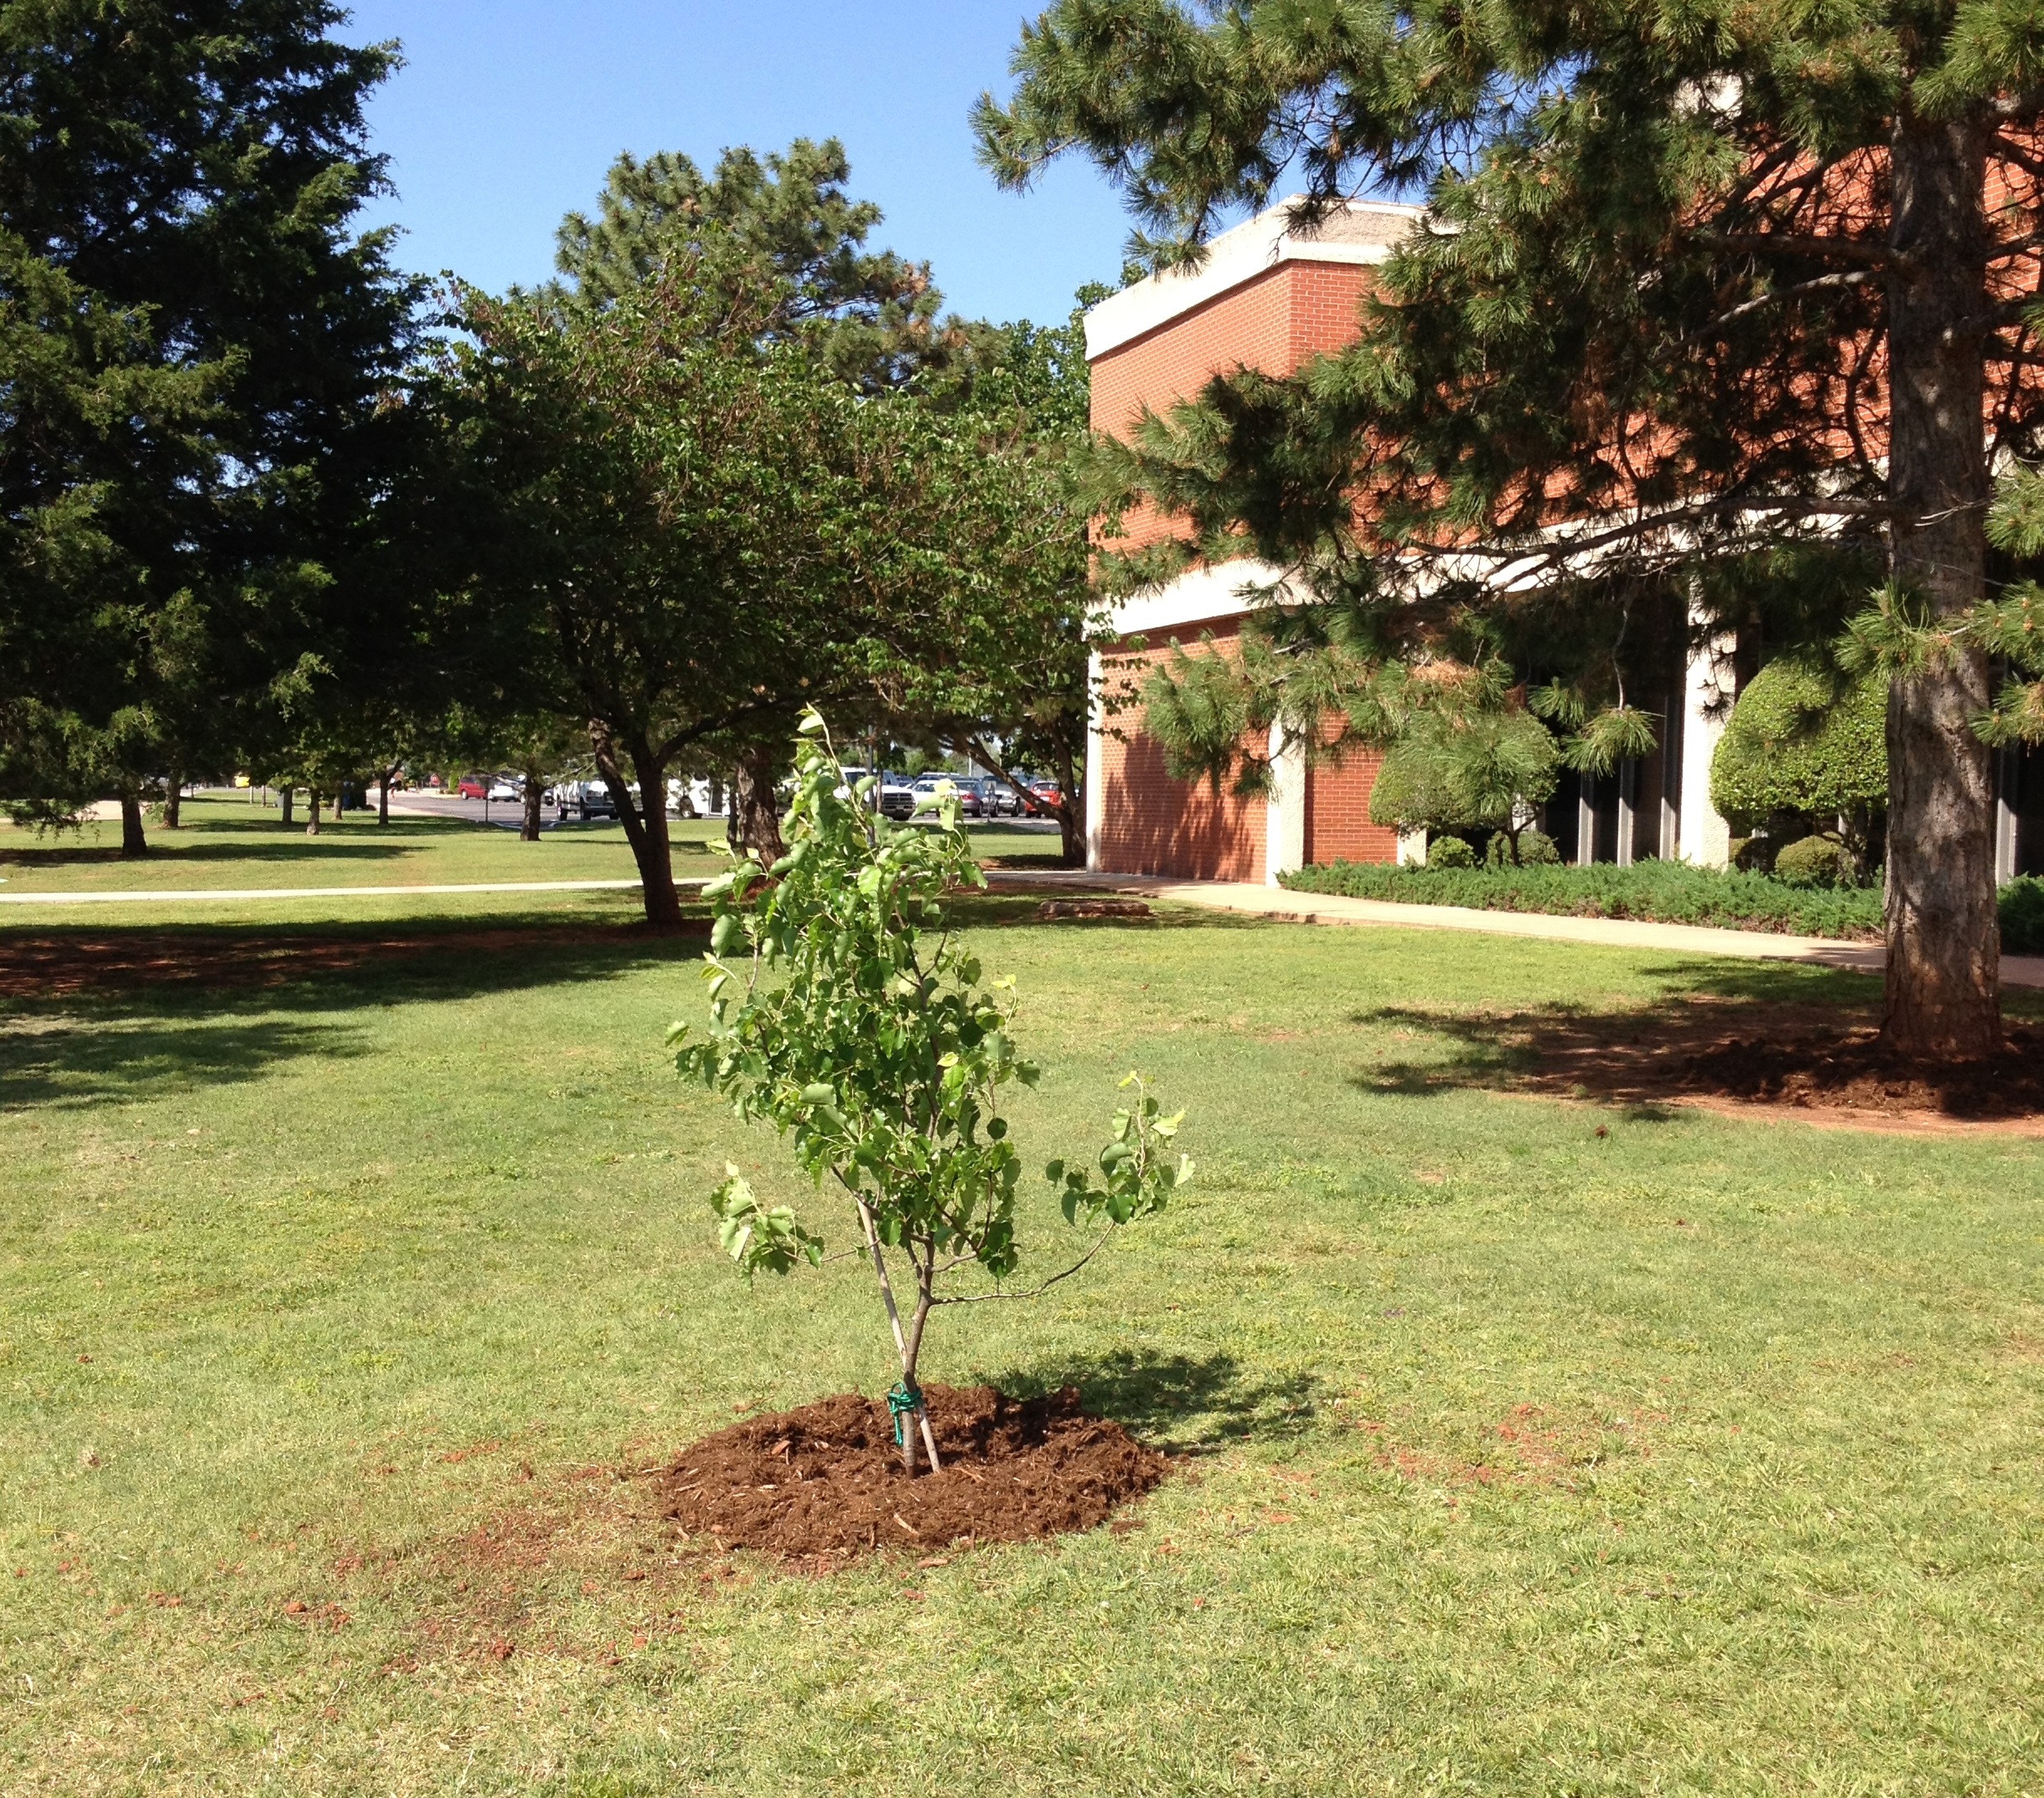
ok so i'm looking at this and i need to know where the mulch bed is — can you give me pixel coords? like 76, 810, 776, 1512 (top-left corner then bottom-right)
1499, 998, 2044, 1123
1034, 898, 1153, 922
652, 1384, 1167, 1562
1679, 1023, 2044, 1120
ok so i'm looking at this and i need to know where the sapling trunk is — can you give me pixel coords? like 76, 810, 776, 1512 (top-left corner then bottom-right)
856, 1198, 941, 1475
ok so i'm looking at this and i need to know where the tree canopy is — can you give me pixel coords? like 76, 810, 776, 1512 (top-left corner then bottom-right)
978, 0, 2044, 1055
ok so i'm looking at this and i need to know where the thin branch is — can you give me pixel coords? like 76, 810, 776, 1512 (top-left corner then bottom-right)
932, 1225, 1119, 1306
1693, 230, 1904, 270
1682, 268, 1876, 340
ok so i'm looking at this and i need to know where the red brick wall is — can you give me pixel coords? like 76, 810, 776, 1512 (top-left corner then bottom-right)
1091, 261, 1376, 552
1304, 749, 1399, 865
1095, 625, 1266, 882
1089, 256, 1383, 877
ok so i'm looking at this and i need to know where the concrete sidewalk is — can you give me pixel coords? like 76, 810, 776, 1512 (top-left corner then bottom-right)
988, 867, 2044, 991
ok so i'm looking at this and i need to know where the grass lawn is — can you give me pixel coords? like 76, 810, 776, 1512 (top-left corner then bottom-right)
3, 878, 2041, 1793
0, 796, 1069, 898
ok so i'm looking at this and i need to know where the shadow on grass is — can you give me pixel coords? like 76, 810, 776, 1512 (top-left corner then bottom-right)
0, 1013, 371, 1110
1344, 957, 1892, 1111
985, 1346, 1321, 1453
0, 917, 706, 1109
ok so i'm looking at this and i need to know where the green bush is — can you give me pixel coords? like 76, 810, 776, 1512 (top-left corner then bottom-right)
1281, 856, 1885, 939
1369, 708, 1560, 836
2003, 877, 2044, 955
1483, 827, 1560, 868
1426, 833, 1476, 868
1710, 657, 1886, 823
1772, 834, 1855, 889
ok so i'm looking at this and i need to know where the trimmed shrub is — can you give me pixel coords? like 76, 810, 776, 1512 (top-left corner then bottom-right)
1485, 827, 1562, 868
1711, 657, 1886, 823
1426, 833, 1476, 868
2002, 876, 2044, 955
1773, 834, 1855, 889
1369, 708, 1560, 836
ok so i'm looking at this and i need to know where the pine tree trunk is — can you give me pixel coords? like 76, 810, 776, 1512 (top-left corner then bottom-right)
163, 773, 182, 829
117, 789, 147, 858
1881, 110, 2002, 1058
730, 744, 786, 863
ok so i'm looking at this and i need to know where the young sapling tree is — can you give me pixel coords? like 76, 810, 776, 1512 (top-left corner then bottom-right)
671, 711, 1188, 1473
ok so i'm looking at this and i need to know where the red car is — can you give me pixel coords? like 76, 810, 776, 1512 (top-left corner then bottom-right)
1023, 779, 1063, 816
457, 776, 488, 800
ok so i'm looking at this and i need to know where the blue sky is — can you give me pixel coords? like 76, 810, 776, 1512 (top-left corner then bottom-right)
343, 2, 1142, 327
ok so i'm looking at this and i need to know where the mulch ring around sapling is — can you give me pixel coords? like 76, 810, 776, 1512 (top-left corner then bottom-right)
652, 1384, 1168, 1561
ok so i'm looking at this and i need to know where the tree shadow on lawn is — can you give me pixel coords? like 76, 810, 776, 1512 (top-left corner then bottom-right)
0, 916, 707, 1110
1346, 956, 2044, 1120
0, 811, 491, 870
981, 1346, 1322, 1455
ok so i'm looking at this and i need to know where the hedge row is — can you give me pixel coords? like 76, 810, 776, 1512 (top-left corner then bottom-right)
1280, 858, 1891, 938
1281, 861, 2044, 950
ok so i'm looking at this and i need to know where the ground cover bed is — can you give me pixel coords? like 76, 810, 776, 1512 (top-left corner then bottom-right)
4, 873, 2042, 1793
1282, 857, 2044, 949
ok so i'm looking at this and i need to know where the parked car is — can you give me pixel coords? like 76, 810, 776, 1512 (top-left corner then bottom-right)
486, 777, 522, 805
1022, 778, 1064, 816
456, 775, 488, 800
877, 773, 921, 821
970, 775, 1024, 817
909, 774, 983, 819
557, 780, 618, 821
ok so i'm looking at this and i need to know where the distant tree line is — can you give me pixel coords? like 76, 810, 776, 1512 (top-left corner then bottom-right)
0, 4, 1100, 921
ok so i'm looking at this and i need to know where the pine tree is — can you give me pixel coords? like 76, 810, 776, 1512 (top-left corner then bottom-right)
0, 0, 423, 845
977, 0, 2044, 1058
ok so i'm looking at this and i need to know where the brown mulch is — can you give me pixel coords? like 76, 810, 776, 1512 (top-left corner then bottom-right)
0, 924, 694, 999
1498, 997, 2044, 1126
1035, 898, 1154, 922
652, 1384, 1167, 1561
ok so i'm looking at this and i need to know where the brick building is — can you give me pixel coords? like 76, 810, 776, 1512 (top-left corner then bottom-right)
1079, 198, 2044, 885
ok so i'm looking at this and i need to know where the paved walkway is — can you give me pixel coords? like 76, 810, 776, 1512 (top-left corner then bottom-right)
0, 878, 688, 906
988, 867, 2044, 991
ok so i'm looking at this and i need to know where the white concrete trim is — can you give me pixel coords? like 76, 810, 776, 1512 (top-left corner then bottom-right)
1397, 827, 1428, 867
1106, 560, 1296, 640
1678, 609, 1736, 869
1084, 648, 1108, 873
1084, 198, 1422, 361
1264, 724, 1307, 886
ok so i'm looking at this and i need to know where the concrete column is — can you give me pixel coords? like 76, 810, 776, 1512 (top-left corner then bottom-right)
1996, 748, 2019, 885
1264, 724, 1307, 886
1576, 773, 1597, 868
1677, 614, 1736, 869
1659, 697, 1683, 858
1084, 649, 1107, 873
1397, 827, 1427, 866
1616, 759, 1638, 867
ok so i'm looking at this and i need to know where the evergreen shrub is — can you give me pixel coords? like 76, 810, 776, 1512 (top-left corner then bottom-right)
2003, 877, 2044, 956
1426, 834, 1475, 868
1772, 835, 1855, 889
1710, 658, 1886, 823
1486, 828, 1560, 867
1281, 857, 1886, 939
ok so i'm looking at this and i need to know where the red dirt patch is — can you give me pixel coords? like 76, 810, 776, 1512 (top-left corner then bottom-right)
1034, 898, 1154, 922
653, 1384, 1167, 1561
1679, 1024, 2044, 1121
0, 924, 695, 998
